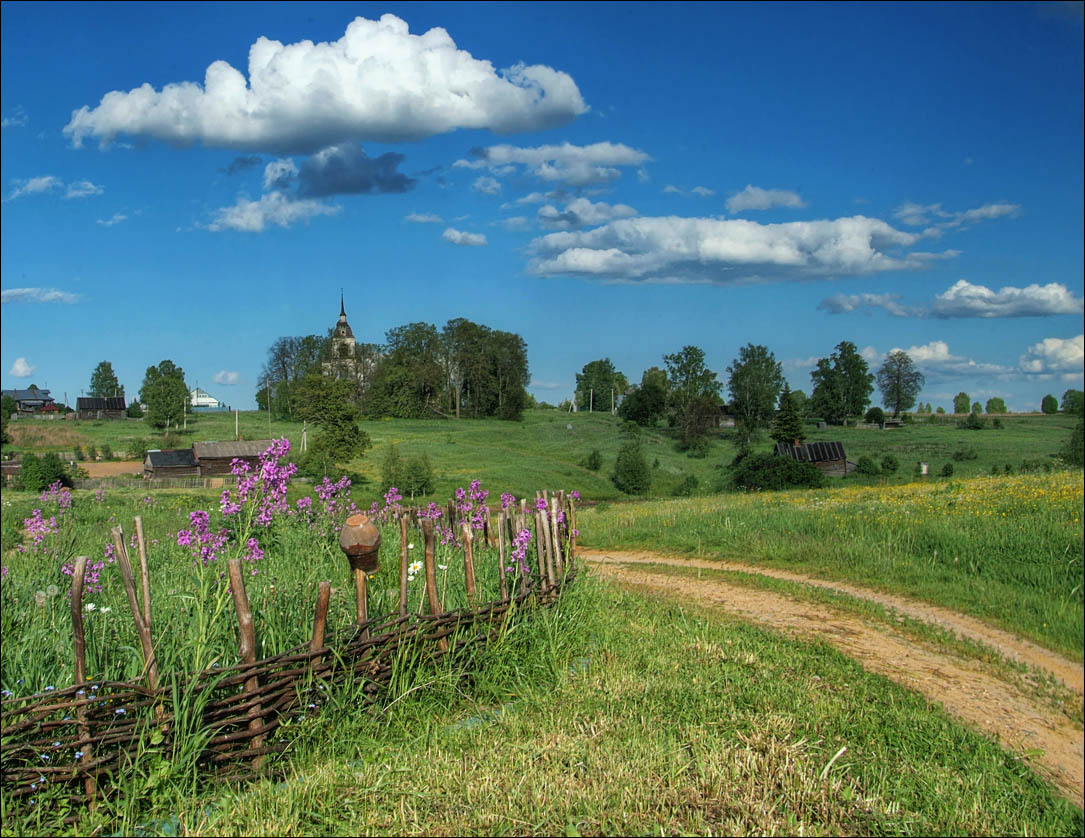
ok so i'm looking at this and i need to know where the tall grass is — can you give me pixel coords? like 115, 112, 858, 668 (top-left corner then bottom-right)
580, 472, 1085, 659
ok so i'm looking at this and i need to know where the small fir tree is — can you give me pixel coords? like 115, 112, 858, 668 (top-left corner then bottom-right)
770, 384, 805, 444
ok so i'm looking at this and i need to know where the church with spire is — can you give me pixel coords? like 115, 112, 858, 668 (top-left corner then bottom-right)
323, 292, 359, 382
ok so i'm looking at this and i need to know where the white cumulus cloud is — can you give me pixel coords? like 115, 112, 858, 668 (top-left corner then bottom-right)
9, 357, 35, 378
889, 340, 1011, 377
536, 197, 637, 230
529, 215, 924, 284
932, 280, 1083, 318
455, 141, 650, 186
1018, 335, 1084, 378
472, 176, 502, 196
207, 191, 340, 232
64, 180, 104, 199
405, 212, 443, 223
1, 287, 81, 304
726, 185, 806, 213
442, 227, 487, 246
213, 370, 240, 385
97, 213, 128, 227
64, 15, 587, 154
6, 175, 62, 201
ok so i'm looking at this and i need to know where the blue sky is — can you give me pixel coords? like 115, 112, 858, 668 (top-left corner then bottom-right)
2, 1, 1082, 413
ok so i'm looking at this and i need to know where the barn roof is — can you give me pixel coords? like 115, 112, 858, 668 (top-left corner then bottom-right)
193, 440, 275, 460
146, 449, 197, 468
774, 441, 846, 463
77, 397, 126, 411
2, 388, 54, 402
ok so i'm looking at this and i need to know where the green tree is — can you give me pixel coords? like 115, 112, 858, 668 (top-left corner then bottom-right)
1061, 416, 1084, 466
770, 384, 806, 444
985, 397, 1007, 414
381, 445, 404, 490
971, 401, 982, 415
139, 360, 189, 430
1061, 389, 1084, 416
576, 358, 625, 412
403, 452, 435, 497
727, 344, 783, 429
864, 406, 886, 424
612, 436, 651, 495
296, 375, 371, 468
1, 394, 15, 444
876, 351, 924, 416
618, 367, 670, 427
1041, 394, 1059, 414
366, 322, 446, 418
809, 341, 874, 424
952, 392, 971, 414
663, 345, 721, 416
88, 361, 124, 399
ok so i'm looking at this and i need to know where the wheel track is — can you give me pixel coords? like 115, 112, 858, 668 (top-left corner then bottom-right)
580, 549, 1084, 808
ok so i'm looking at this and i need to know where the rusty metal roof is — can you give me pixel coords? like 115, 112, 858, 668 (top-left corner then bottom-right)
193, 440, 275, 460
774, 441, 846, 462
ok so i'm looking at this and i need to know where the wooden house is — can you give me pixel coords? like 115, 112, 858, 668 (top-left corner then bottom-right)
2, 387, 55, 414
192, 440, 274, 476
144, 449, 199, 477
76, 397, 127, 420
774, 441, 854, 477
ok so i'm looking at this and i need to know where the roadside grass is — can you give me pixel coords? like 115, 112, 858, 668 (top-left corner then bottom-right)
579, 472, 1084, 661
3, 410, 1078, 504
614, 560, 1084, 727
38, 577, 1083, 837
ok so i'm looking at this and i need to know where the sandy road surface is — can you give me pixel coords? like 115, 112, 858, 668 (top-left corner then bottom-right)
581, 549, 1085, 808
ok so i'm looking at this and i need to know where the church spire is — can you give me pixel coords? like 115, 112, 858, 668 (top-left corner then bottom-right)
340, 288, 346, 319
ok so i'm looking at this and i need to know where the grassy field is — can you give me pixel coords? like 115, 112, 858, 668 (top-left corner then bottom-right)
7, 578, 1081, 836
579, 472, 1085, 660
3, 409, 1080, 503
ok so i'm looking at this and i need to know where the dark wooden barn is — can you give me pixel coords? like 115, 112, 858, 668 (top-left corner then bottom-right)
192, 440, 274, 476
76, 397, 127, 421
774, 441, 854, 477
144, 449, 199, 478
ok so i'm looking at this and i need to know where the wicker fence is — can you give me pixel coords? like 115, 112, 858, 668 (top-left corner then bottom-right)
71, 477, 228, 490
1, 492, 579, 817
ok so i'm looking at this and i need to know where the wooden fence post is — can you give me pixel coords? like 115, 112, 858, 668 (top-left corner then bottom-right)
227, 559, 265, 770
69, 556, 97, 802
549, 497, 565, 581
133, 516, 152, 629
420, 518, 443, 615
110, 527, 158, 692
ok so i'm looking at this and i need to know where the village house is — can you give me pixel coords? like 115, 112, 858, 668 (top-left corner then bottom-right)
144, 449, 199, 478
2, 387, 56, 414
76, 397, 127, 420
774, 440, 855, 477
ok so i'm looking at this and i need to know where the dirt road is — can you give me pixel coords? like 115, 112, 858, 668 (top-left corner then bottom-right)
581, 549, 1085, 808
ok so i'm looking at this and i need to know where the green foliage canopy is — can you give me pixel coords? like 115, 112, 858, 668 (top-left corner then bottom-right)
139, 360, 188, 430
876, 351, 924, 416
88, 361, 124, 399
727, 344, 783, 429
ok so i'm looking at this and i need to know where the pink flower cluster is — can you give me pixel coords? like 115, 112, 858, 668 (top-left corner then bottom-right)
176, 510, 229, 566
19, 509, 58, 554
40, 482, 72, 513
508, 528, 533, 574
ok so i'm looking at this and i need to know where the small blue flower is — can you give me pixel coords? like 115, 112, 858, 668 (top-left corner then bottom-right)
114, 708, 126, 715
40, 754, 49, 762
74, 751, 84, 759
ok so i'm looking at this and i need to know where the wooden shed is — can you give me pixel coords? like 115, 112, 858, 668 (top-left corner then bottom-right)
76, 397, 127, 421
144, 449, 199, 477
192, 440, 274, 476
774, 441, 854, 477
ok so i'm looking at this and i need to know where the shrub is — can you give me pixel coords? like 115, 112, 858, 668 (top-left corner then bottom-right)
864, 407, 885, 424
613, 439, 652, 495
941, 463, 954, 477
585, 449, 603, 472
951, 447, 978, 462
381, 445, 404, 489
1061, 417, 1084, 467
731, 452, 825, 491
856, 455, 880, 476
87, 444, 98, 461
880, 454, 899, 476
1041, 394, 1058, 414
73, 445, 85, 462
685, 436, 710, 459
403, 452, 435, 497
957, 413, 986, 430
672, 474, 699, 497
992, 418, 1003, 429
100, 444, 113, 461
17, 452, 72, 492
127, 401, 144, 419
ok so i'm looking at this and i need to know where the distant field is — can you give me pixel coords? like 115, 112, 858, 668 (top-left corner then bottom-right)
2, 409, 1079, 504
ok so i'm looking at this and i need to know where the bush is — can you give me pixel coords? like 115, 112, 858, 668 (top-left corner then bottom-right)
73, 445, 85, 462
992, 418, 1003, 429
672, 474, 699, 497
731, 452, 825, 491
957, 413, 986, 430
127, 401, 144, 419
585, 449, 602, 472
381, 445, 404, 489
100, 444, 113, 461
880, 454, 899, 476
613, 439, 652, 495
685, 436, 710, 459
856, 455, 880, 476
864, 407, 885, 425
941, 463, 954, 477
1061, 417, 1084, 467
17, 452, 72, 492
87, 444, 98, 461
403, 453, 435, 497
951, 447, 978, 462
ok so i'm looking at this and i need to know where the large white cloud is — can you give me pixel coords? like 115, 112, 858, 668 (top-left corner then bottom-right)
1018, 335, 1084, 378
529, 215, 924, 283
64, 15, 587, 154
537, 197, 637, 230
206, 191, 340, 232
932, 280, 1083, 318
726, 185, 805, 213
1, 287, 81, 304
888, 340, 1012, 377
455, 141, 649, 186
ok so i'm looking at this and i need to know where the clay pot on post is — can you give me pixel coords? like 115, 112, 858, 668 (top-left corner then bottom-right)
340, 514, 381, 633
